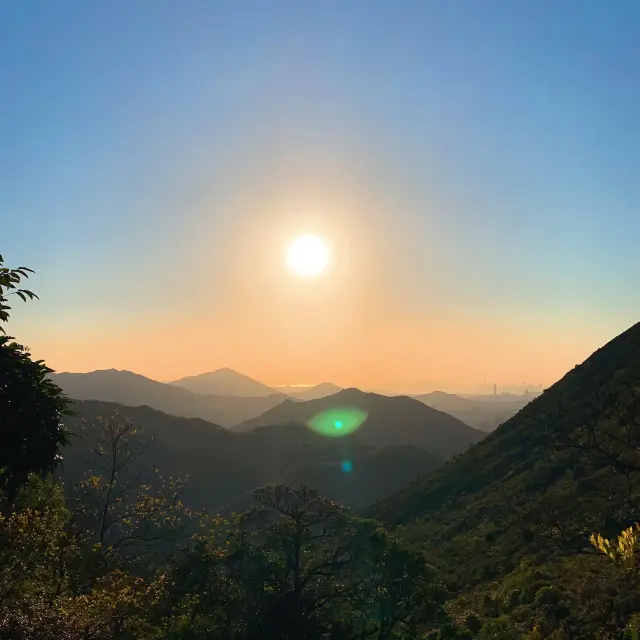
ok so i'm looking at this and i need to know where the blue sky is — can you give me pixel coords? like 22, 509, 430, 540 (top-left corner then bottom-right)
1, 0, 638, 388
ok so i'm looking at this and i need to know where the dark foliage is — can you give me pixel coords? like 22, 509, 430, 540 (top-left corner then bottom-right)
0, 337, 71, 499
159, 485, 447, 639
0, 255, 70, 500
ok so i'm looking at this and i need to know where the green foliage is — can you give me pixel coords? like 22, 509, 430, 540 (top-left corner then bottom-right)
0, 337, 71, 499
0, 475, 168, 639
0, 477, 448, 639
369, 324, 640, 635
0, 254, 38, 330
591, 523, 640, 572
0, 255, 70, 500
68, 413, 195, 569
160, 485, 447, 639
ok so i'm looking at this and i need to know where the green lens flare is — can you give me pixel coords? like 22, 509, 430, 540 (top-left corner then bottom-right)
306, 407, 368, 438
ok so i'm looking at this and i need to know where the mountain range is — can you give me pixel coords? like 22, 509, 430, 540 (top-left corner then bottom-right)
53, 368, 346, 427
53, 366, 529, 434
52, 364, 485, 511
52, 369, 287, 427
235, 387, 484, 459
170, 367, 342, 401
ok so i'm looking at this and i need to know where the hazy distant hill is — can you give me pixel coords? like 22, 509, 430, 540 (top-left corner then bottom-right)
235, 387, 484, 459
372, 322, 640, 615
170, 367, 278, 397
413, 390, 531, 431
52, 369, 287, 427
278, 382, 343, 401
60, 400, 442, 513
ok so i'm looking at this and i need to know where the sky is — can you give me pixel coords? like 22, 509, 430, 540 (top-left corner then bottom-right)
1, 0, 639, 393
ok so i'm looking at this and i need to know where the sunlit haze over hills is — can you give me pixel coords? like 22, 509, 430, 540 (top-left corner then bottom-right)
3, 1, 639, 394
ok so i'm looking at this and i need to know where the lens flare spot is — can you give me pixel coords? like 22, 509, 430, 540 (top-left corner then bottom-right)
306, 407, 368, 438
341, 460, 353, 473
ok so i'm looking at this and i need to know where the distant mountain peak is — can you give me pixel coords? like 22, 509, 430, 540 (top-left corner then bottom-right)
211, 367, 244, 376
51, 369, 290, 428
170, 368, 278, 398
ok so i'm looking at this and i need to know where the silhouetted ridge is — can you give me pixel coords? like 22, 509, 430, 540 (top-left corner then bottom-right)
52, 370, 288, 427
371, 321, 640, 563
234, 386, 483, 459
170, 367, 278, 397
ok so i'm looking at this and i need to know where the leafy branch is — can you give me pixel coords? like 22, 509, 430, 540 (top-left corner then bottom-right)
0, 253, 38, 331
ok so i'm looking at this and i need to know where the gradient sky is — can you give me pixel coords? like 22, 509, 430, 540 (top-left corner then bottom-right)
2, 0, 639, 393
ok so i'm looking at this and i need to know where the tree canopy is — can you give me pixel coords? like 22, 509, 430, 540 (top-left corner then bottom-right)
0, 254, 70, 500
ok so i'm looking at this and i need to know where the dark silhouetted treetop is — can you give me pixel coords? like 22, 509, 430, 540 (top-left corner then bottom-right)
0, 253, 38, 332
0, 254, 70, 501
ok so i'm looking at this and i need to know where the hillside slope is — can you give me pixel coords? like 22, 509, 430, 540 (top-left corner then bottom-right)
235, 387, 484, 459
372, 322, 640, 603
52, 370, 287, 427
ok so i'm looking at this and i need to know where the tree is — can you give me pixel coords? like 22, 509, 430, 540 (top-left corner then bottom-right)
0, 254, 70, 502
0, 474, 167, 640
0, 255, 38, 331
162, 485, 446, 640
69, 412, 196, 582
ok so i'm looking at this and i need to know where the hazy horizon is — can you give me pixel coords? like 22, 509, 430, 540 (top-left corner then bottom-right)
53, 363, 547, 397
3, 1, 638, 392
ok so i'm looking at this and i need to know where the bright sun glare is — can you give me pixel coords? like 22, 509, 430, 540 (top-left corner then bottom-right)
286, 234, 329, 277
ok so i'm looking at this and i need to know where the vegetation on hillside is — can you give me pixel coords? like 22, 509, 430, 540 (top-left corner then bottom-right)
373, 322, 640, 636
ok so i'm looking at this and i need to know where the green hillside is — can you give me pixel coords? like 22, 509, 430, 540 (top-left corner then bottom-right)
371, 322, 640, 634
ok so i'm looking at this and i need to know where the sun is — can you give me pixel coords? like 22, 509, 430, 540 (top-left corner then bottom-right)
286, 234, 329, 277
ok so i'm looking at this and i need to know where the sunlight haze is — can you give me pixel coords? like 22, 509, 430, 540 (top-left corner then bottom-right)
2, 0, 638, 392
